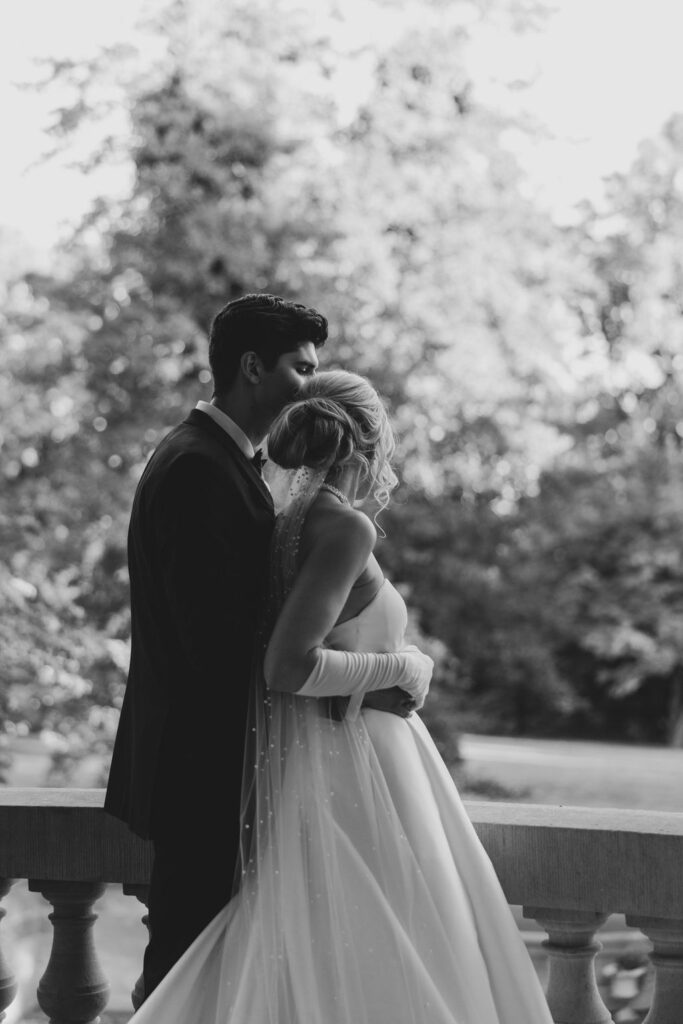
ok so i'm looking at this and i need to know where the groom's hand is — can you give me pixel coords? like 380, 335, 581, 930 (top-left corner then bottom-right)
362, 686, 416, 718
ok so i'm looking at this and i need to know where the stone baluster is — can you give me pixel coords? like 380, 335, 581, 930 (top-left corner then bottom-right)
29, 880, 109, 1024
526, 907, 613, 1024
0, 880, 17, 1023
626, 916, 683, 1024
123, 882, 150, 1010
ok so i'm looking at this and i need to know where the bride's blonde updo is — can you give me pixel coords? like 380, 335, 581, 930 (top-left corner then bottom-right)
268, 370, 398, 510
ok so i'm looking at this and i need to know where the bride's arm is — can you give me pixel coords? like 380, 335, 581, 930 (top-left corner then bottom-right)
264, 511, 376, 692
264, 511, 432, 703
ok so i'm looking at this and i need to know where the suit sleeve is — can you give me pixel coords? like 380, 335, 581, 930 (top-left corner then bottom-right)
154, 453, 261, 695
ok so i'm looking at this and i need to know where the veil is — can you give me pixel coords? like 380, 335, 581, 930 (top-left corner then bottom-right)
233, 463, 328, 894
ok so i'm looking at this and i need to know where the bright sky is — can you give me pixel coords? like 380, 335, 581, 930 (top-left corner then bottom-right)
1, 0, 683, 258
487, 0, 683, 215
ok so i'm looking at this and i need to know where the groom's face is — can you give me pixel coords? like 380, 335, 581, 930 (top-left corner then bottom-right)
260, 341, 319, 421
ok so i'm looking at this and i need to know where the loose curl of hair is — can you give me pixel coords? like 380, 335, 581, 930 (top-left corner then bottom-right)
268, 370, 398, 516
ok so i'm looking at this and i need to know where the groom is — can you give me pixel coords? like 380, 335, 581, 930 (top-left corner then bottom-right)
104, 293, 327, 999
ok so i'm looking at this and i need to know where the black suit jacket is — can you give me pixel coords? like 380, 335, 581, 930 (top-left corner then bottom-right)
104, 409, 275, 840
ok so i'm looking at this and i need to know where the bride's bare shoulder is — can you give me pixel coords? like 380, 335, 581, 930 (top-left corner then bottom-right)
301, 497, 376, 561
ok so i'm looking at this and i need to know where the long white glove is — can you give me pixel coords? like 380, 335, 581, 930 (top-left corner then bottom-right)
296, 644, 433, 720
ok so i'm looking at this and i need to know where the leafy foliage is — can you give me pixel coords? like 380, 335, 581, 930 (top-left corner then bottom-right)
2, 0, 683, 786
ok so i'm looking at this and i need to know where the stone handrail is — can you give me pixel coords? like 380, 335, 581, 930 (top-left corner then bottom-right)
1, 789, 682, 1023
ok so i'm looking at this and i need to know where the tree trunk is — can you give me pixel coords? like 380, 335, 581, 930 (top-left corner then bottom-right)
668, 671, 683, 747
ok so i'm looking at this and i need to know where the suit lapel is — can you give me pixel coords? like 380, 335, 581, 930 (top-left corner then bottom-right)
184, 409, 274, 511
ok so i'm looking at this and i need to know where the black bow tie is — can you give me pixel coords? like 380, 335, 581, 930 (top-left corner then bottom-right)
251, 448, 266, 475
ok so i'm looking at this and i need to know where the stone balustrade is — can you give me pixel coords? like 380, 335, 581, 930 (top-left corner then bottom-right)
0, 789, 682, 1023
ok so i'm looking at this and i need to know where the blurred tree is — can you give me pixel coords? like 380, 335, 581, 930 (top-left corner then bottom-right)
368, 110, 683, 747
3, 0, 574, 778
1, 0, 346, 775
509, 448, 683, 744
0, 281, 125, 778
542, 113, 683, 745
313, 0, 586, 502
380, 486, 584, 738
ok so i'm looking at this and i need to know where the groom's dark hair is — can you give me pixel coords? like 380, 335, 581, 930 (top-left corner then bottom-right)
209, 293, 328, 392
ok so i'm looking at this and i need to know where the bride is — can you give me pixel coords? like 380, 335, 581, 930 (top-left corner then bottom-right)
131, 370, 552, 1024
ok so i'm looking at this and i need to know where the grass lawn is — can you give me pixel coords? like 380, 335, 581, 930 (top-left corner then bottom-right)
456, 733, 683, 811
7, 732, 683, 812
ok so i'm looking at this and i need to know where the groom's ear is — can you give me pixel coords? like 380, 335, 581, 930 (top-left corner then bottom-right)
240, 350, 265, 384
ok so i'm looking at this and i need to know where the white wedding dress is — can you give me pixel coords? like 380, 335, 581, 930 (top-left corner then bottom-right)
132, 580, 552, 1023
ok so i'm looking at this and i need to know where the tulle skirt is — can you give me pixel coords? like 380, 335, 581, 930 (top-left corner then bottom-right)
132, 707, 552, 1023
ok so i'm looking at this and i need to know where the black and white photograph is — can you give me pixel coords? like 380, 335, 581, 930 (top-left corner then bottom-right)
1, 1, 683, 1022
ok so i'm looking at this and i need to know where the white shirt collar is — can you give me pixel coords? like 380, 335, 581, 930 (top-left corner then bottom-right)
195, 401, 256, 459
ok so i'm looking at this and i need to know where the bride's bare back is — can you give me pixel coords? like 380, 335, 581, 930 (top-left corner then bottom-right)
299, 492, 384, 625
264, 491, 379, 692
